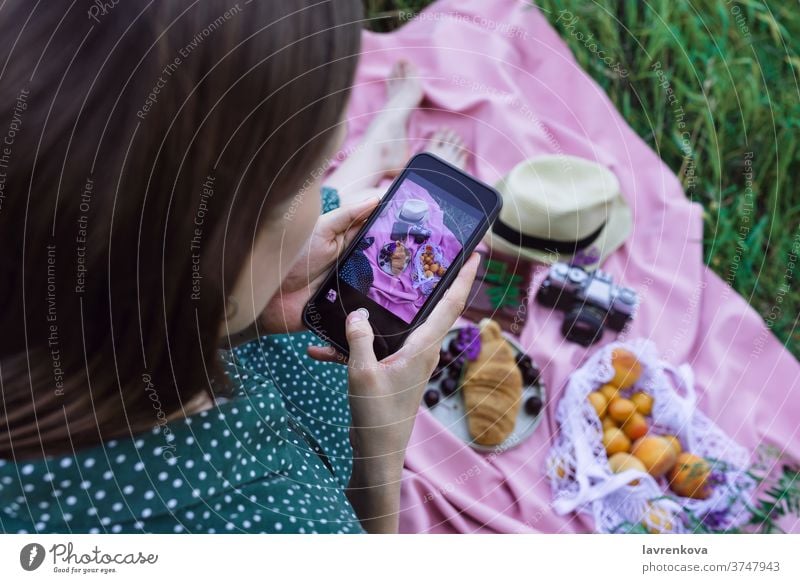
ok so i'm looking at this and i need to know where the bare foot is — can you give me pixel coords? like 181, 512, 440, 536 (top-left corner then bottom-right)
424, 128, 468, 170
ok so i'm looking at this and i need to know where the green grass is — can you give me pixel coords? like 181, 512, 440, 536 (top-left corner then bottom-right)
363, 0, 800, 359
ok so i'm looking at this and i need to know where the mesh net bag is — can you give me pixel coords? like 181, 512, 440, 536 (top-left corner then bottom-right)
547, 339, 756, 533
412, 244, 449, 297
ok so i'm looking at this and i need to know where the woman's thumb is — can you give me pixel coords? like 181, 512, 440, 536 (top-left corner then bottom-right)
345, 308, 377, 371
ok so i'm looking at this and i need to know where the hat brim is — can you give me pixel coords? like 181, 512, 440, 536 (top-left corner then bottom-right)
483, 194, 632, 268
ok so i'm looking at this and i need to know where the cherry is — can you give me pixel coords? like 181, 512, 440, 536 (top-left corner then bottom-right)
439, 350, 454, 368
524, 395, 543, 416
423, 389, 441, 408
517, 357, 541, 385
441, 377, 458, 397
447, 338, 462, 357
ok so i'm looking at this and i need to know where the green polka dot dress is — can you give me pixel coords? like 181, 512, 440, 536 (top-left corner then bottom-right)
232, 188, 353, 485
0, 188, 362, 534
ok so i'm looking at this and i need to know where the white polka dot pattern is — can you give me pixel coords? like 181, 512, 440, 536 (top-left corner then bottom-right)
0, 348, 361, 534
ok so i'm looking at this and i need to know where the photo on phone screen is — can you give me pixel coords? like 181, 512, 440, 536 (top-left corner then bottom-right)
338, 171, 483, 323
305, 153, 501, 359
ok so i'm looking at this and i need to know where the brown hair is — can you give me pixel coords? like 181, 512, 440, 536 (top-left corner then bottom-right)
0, 0, 363, 459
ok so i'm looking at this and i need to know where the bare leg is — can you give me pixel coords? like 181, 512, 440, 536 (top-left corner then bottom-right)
337, 128, 470, 204
326, 61, 423, 202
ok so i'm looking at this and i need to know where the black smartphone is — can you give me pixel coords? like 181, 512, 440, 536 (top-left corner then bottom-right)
303, 152, 503, 360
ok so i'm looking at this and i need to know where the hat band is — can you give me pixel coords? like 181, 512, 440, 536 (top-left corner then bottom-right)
491, 218, 605, 255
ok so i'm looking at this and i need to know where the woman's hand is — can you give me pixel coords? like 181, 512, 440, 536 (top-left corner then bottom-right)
258, 197, 380, 335
308, 252, 481, 533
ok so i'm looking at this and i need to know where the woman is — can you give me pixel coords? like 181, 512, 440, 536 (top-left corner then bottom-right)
0, 1, 477, 534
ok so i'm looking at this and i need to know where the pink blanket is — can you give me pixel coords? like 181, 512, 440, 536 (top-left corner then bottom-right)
339, 0, 800, 533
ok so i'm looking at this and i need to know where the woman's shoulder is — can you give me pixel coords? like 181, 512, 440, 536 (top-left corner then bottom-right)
0, 356, 360, 534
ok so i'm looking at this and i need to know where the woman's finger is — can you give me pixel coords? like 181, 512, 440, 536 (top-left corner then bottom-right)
303, 197, 381, 280
307, 345, 347, 364
319, 196, 379, 235
402, 252, 480, 356
345, 308, 378, 375
340, 221, 368, 252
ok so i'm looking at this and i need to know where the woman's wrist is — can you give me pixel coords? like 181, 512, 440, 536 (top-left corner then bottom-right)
346, 427, 406, 532
349, 427, 408, 484
349, 453, 404, 487
346, 458, 404, 534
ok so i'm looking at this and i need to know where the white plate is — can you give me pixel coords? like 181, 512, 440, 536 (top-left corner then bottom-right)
424, 327, 546, 453
378, 242, 411, 276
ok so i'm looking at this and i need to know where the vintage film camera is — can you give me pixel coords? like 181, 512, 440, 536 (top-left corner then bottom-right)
536, 262, 638, 346
391, 221, 432, 244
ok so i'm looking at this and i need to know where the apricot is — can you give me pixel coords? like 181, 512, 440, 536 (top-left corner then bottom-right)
630, 391, 654, 416
610, 348, 642, 389
607, 398, 636, 423
587, 391, 608, 418
631, 436, 677, 477
602, 416, 618, 431
608, 452, 646, 485
598, 384, 619, 402
603, 427, 631, 456
668, 453, 712, 500
621, 412, 649, 441
642, 503, 676, 534
549, 457, 575, 480
663, 434, 683, 456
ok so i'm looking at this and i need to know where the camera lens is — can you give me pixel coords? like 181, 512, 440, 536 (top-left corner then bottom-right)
567, 267, 587, 284
618, 289, 636, 304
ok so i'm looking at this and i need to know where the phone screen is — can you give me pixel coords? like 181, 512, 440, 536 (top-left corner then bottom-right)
305, 153, 501, 359
338, 171, 484, 323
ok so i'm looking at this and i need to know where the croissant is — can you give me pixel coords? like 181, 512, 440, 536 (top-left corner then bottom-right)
462, 320, 523, 446
390, 242, 408, 275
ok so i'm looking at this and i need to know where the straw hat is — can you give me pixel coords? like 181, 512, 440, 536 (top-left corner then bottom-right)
483, 155, 631, 267
398, 199, 429, 223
